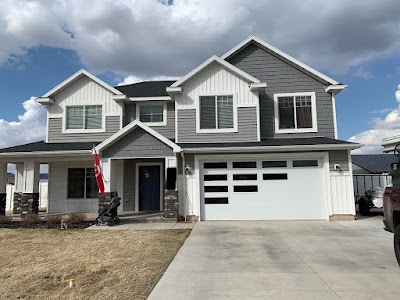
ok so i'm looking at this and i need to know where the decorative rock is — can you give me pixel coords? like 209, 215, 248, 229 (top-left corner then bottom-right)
0, 193, 6, 215
13, 192, 39, 215
164, 190, 178, 220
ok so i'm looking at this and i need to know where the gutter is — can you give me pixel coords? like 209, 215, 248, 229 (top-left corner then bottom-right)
180, 151, 186, 222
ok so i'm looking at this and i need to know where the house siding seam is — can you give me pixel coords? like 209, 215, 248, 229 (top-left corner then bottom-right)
102, 127, 175, 158
47, 116, 120, 143
328, 150, 349, 171
228, 43, 335, 139
177, 107, 258, 143
123, 102, 175, 140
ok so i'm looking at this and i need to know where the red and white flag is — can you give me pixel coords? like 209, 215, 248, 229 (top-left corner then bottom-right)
94, 149, 105, 196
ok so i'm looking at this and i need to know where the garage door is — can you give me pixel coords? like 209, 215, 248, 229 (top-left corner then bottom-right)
200, 157, 326, 220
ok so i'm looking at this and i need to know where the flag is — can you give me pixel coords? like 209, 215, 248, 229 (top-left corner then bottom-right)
94, 149, 105, 196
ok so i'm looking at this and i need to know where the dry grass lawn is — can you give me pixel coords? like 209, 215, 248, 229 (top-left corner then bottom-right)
0, 229, 190, 299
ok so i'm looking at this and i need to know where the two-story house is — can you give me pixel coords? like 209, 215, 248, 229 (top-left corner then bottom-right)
0, 36, 360, 220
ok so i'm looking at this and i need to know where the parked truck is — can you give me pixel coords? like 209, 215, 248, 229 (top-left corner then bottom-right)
383, 161, 400, 266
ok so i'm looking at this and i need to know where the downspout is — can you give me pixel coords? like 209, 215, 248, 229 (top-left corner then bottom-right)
180, 151, 186, 222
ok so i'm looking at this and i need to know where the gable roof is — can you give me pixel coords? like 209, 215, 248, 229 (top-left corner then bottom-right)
115, 81, 176, 97
352, 154, 398, 174
221, 35, 340, 86
41, 69, 122, 98
171, 55, 261, 88
95, 120, 181, 153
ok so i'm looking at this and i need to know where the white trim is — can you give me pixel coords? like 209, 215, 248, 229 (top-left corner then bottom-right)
112, 95, 129, 102
347, 150, 356, 216
323, 154, 333, 217
136, 102, 167, 127
171, 55, 261, 88
0, 150, 92, 157
331, 94, 338, 139
62, 103, 105, 134
175, 101, 179, 143
256, 99, 261, 141
95, 119, 181, 153
166, 87, 182, 95
129, 96, 172, 101
135, 162, 164, 212
182, 143, 363, 153
43, 69, 122, 98
221, 35, 339, 85
273, 92, 318, 134
196, 93, 238, 134
45, 111, 49, 143
324, 85, 347, 94
36, 97, 55, 106
250, 82, 267, 91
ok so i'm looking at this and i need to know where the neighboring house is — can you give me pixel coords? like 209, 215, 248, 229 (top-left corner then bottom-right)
7, 173, 48, 185
0, 36, 361, 220
352, 154, 396, 200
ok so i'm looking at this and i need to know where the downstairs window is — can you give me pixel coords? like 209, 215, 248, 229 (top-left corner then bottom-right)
67, 168, 98, 199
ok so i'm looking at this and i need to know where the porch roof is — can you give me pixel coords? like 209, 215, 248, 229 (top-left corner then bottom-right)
0, 141, 98, 155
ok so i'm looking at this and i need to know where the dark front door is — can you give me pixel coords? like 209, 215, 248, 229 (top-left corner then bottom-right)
139, 165, 161, 211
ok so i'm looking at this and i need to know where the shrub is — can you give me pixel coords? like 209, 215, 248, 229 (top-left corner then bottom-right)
0, 215, 12, 224
46, 215, 63, 224
68, 213, 87, 224
21, 214, 42, 225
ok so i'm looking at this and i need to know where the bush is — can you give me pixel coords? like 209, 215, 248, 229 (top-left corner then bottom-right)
21, 214, 42, 225
46, 215, 63, 224
68, 213, 87, 224
0, 215, 12, 224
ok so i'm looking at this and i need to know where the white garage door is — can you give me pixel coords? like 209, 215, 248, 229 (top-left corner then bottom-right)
200, 157, 326, 220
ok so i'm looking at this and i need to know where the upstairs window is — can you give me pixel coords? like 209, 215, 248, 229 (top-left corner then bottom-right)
274, 92, 317, 133
199, 95, 234, 130
66, 105, 102, 130
137, 103, 166, 126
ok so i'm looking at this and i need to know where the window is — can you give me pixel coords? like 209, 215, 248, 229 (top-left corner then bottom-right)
66, 105, 102, 130
137, 103, 166, 126
166, 168, 177, 190
234, 185, 258, 192
233, 174, 257, 180
204, 186, 228, 193
204, 174, 228, 181
199, 95, 234, 130
274, 92, 317, 133
293, 160, 319, 167
232, 161, 257, 168
205, 197, 229, 204
67, 168, 98, 199
263, 174, 288, 180
204, 162, 227, 169
262, 161, 287, 168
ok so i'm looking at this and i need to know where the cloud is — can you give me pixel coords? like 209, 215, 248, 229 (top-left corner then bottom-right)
350, 84, 400, 154
0, 97, 46, 149
0, 0, 400, 78
117, 74, 178, 86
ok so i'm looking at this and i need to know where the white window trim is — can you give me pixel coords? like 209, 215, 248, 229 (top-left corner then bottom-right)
274, 92, 318, 134
196, 92, 238, 134
63, 103, 105, 133
136, 102, 167, 127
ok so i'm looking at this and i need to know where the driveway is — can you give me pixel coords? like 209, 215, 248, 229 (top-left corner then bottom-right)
149, 216, 400, 299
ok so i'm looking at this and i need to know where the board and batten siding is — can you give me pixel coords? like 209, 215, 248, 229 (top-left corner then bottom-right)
177, 107, 258, 143
102, 127, 175, 158
48, 116, 120, 143
228, 43, 336, 139
123, 102, 175, 140
48, 76, 122, 117
48, 161, 98, 213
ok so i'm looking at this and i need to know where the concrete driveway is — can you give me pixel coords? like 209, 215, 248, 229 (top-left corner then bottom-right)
149, 216, 400, 299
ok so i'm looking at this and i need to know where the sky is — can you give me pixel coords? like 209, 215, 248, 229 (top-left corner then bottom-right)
0, 0, 400, 155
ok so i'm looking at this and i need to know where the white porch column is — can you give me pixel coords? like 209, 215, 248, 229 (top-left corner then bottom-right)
23, 162, 40, 193
0, 162, 6, 194
15, 163, 24, 193
101, 158, 111, 193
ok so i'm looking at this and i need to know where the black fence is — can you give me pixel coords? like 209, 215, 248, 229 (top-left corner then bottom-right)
353, 174, 392, 202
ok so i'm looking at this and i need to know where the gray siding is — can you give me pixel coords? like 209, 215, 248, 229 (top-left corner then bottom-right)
124, 102, 175, 140
177, 107, 258, 143
228, 43, 335, 139
177, 153, 195, 174
329, 150, 349, 171
102, 127, 174, 158
48, 116, 120, 143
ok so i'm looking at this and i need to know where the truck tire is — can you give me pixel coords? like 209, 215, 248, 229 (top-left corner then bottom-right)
395, 226, 400, 266
359, 198, 370, 216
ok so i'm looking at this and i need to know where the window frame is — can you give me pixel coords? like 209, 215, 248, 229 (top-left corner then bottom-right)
273, 92, 317, 134
136, 102, 167, 126
67, 167, 98, 199
63, 104, 105, 133
196, 93, 238, 133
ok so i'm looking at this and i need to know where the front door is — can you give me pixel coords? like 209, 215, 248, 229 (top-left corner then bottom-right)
139, 165, 161, 211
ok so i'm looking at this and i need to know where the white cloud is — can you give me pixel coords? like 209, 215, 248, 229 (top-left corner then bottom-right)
0, 97, 46, 149
117, 74, 178, 86
0, 0, 400, 78
350, 84, 400, 154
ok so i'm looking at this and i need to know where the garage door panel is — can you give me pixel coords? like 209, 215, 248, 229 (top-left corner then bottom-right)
201, 157, 326, 220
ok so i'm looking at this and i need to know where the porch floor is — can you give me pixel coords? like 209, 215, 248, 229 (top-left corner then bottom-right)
85, 221, 195, 230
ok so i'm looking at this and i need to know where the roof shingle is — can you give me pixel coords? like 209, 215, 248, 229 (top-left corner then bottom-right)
115, 81, 176, 97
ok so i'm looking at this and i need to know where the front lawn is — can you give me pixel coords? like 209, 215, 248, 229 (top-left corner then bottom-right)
0, 229, 190, 299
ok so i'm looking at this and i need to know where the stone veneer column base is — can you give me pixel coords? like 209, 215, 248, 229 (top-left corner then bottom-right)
98, 192, 118, 214
329, 214, 355, 221
13, 192, 39, 215
164, 190, 178, 220
0, 193, 6, 216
